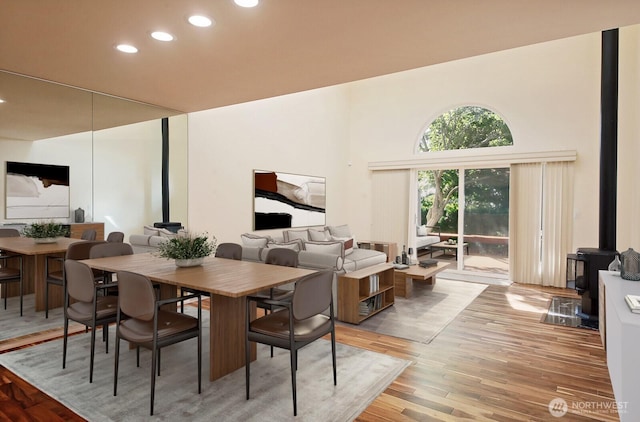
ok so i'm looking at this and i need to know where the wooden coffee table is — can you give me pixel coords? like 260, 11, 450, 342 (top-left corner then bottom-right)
393, 261, 452, 298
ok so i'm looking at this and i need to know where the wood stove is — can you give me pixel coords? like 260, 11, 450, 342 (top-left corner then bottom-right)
567, 247, 617, 318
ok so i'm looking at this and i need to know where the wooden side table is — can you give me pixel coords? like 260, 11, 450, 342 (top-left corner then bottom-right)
357, 240, 398, 263
393, 261, 452, 298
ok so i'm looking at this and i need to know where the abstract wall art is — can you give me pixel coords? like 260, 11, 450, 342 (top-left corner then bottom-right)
254, 170, 326, 230
5, 161, 70, 219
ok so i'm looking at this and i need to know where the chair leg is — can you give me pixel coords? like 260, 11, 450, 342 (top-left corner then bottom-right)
157, 348, 161, 376
114, 335, 120, 396
90, 324, 96, 383
62, 317, 69, 369
103, 324, 109, 353
245, 337, 250, 400
290, 348, 297, 416
331, 330, 337, 386
45, 283, 49, 318
136, 346, 140, 367
19, 277, 23, 317
150, 346, 157, 416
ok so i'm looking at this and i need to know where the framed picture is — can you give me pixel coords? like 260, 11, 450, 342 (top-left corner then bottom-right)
5, 161, 70, 219
254, 170, 326, 230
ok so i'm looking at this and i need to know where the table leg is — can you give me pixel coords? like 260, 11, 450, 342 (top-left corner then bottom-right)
209, 294, 257, 381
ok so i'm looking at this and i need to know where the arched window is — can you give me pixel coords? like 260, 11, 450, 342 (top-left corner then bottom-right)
417, 106, 513, 153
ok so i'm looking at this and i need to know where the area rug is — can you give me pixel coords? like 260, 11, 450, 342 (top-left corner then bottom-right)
349, 278, 488, 343
542, 296, 598, 330
0, 294, 83, 343
0, 309, 409, 421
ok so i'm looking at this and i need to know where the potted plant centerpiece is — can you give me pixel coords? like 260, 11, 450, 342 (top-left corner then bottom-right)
22, 221, 68, 243
155, 232, 217, 267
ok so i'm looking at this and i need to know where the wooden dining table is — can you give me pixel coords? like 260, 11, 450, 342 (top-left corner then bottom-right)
0, 236, 82, 312
80, 253, 316, 381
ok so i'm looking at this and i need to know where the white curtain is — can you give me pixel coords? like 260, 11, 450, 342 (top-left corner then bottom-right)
509, 163, 543, 284
509, 162, 574, 286
371, 169, 409, 248
541, 162, 574, 287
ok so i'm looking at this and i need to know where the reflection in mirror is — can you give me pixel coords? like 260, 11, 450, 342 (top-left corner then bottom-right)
0, 71, 188, 240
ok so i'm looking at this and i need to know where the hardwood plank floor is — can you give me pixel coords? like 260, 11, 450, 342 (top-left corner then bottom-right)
0, 283, 616, 421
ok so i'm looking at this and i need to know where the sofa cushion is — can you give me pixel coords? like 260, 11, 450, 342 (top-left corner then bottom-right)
241, 233, 271, 248
143, 225, 160, 236
282, 229, 309, 243
267, 239, 303, 252
304, 240, 344, 257
308, 228, 331, 241
342, 248, 387, 272
298, 250, 344, 272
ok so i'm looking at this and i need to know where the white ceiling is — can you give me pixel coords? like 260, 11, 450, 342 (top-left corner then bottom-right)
2, 1, 640, 140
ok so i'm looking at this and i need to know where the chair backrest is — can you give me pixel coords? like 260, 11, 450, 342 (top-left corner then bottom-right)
215, 243, 242, 260
65, 240, 107, 260
292, 270, 333, 320
64, 260, 96, 303
89, 242, 133, 258
81, 229, 97, 240
116, 271, 156, 321
264, 248, 298, 267
106, 231, 125, 243
0, 228, 20, 237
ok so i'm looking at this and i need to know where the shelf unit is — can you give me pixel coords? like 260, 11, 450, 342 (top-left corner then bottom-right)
337, 263, 395, 324
65, 222, 105, 240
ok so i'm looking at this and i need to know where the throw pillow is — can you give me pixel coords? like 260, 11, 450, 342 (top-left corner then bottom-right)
417, 225, 428, 236
308, 228, 331, 241
327, 224, 352, 238
158, 228, 178, 239
143, 225, 160, 236
267, 239, 303, 252
304, 240, 344, 258
331, 236, 354, 255
240, 233, 271, 248
283, 229, 309, 243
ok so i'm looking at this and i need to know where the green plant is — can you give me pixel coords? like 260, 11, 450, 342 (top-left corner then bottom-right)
22, 221, 68, 238
155, 233, 217, 260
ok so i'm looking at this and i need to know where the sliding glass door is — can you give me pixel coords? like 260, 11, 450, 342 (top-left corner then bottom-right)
417, 167, 509, 276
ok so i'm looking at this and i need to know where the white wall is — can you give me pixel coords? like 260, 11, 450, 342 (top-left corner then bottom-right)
188, 26, 640, 254
618, 26, 640, 251
0, 115, 188, 240
187, 86, 351, 243
0, 132, 93, 223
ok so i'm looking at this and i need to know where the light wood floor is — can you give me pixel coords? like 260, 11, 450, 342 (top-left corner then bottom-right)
0, 283, 615, 421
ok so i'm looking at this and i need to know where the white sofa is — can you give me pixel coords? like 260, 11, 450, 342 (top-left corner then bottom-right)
129, 225, 187, 253
239, 225, 389, 313
415, 225, 441, 251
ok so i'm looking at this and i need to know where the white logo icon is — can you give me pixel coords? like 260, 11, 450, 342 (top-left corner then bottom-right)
549, 398, 568, 417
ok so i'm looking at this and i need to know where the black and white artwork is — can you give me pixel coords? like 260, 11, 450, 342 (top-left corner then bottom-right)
5, 161, 70, 219
254, 170, 326, 230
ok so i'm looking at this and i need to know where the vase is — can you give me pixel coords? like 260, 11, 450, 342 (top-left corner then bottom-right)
620, 248, 640, 281
33, 237, 59, 244
175, 257, 204, 267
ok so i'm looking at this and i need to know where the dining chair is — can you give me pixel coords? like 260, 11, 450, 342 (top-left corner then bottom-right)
63, 260, 118, 383
0, 228, 23, 316
114, 270, 202, 416
45, 240, 107, 318
81, 229, 97, 240
245, 270, 336, 416
89, 242, 133, 283
259, 248, 299, 356
180, 242, 242, 313
106, 231, 125, 243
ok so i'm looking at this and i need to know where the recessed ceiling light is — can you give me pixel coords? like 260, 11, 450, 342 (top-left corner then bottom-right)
0, 98, 5, 103
234, 0, 259, 7
188, 15, 213, 27
151, 31, 175, 42
116, 44, 138, 53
